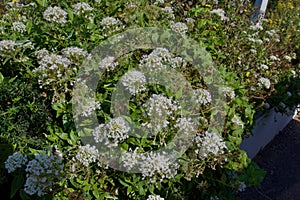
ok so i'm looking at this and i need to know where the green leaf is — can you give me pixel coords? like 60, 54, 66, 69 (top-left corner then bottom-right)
92, 185, 100, 199
68, 9, 74, 21
11, 174, 25, 198
19, 189, 31, 200
0, 72, 3, 84
26, 20, 32, 34
36, 0, 48, 7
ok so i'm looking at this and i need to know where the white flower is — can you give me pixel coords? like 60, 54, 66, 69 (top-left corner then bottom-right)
73, 2, 93, 15
161, 7, 175, 20
35, 53, 71, 71
147, 195, 165, 200
100, 17, 124, 35
255, 39, 263, 45
121, 148, 140, 170
284, 55, 292, 62
5, 152, 28, 173
259, 64, 269, 70
192, 88, 212, 105
12, 21, 26, 33
269, 55, 279, 61
62, 47, 90, 65
143, 94, 179, 132
153, 0, 164, 5
74, 144, 99, 167
231, 115, 244, 129
0, 40, 17, 53
220, 86, 235, 99
24, 152, 64, 196
170, 22, 188, 35
80, 99, 101, 117
185, 17, 195, 24
93, 117, 130, 147
140, 151, 179, 183
211, 9, 229, 21
174, 117, 197, 136
43, 6, 68, 24
99, 56, 118, 71
194, 131, 227, 158
35, 48, 49, 59
249, 23, 263, 31
139, 48, 185, 73
258, 77, 271, 89
121, 70, 147, 95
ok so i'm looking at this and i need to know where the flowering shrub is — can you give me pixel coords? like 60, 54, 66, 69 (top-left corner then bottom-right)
0, 0, 299, 199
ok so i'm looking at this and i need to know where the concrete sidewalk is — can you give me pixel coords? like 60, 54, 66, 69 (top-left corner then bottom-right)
238, 115, 300, 200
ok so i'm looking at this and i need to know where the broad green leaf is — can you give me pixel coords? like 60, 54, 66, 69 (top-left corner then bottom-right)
11, 174, 25, 198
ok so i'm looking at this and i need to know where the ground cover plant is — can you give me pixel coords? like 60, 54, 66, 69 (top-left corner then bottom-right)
0, 0, 300, 199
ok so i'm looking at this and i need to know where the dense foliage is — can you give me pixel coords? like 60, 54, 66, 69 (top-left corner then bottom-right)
0, 0, 299, 199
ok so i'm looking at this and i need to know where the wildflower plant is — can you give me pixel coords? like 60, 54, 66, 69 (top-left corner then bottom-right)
0, 0, 298, 199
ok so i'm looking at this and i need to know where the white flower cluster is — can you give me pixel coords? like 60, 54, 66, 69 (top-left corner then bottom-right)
258, 77, 271, 89
249, 23, 263, 31
73, 2, 93, 15
161, 7, 175, 20
121, 70, 147, 95
12, 21, 26, 33
269, 55, 280, 61
185, 17, 196, 25
62, 47, 90, 66
35, 48, 49, 59
265, 30, 280, 42
210, 9, 229, 21
170, 22, 188, 36
34, 53, 71, 79
80, 99, 101, 117
258, 64, 269, 70
93, 117, 130, 147
122, 148, 140, 170
0, 39, 17, 53
231, 115, 244, 129
192, 88, 212, 105
100, 17, 124, 35
122, 150, 179, 183
194, 131, 227, 158
74, 144, 99, 167
284, 55, 292, 62
43, 6, 68, 24
99, 56, 119, 71
174, 117, 197, 136
147, 195, 165, 200
139, 151, 179, 183
220, 86, 235, 99
139, 48, 186, 72
153, 0, 165, 5
143, 94, 179, 132
5, 152, 28, 173
34, 47, 89, 92
24, 153, 64, 196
